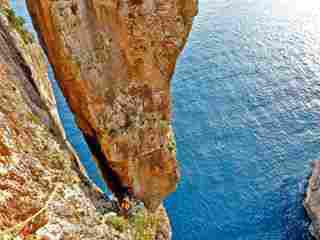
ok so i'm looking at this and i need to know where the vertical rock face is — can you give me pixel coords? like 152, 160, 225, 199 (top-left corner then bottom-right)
0, 3, 172, 239
304, 160, 320, 239
26, 0, 198, 210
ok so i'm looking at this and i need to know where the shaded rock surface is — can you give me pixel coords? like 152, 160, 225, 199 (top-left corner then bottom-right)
304, 160, 320, 239
0, 2, 171, 239
26, 0, 198, 211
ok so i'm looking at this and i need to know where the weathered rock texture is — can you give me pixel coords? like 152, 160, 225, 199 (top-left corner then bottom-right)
0, 2, 171, 239
304, 160, 320, 239
0, 0, 8, 9
26, 0, 198, 210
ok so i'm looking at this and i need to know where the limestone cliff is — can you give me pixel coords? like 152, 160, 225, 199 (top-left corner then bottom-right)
304, 161, 320, 239
0, 2, 171, 239
26, 0, 198, 211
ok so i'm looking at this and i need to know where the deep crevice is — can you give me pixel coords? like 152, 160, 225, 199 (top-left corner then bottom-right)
83, 133, 129, 201
9, 1, 109, 193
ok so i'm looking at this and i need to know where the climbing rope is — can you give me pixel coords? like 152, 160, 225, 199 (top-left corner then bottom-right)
0, 183, 60, 237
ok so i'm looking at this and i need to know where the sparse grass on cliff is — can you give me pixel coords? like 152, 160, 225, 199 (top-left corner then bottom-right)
129, 210, 159, 240
104, 214, 128, 232
0, 8, 35, 44
167, 135, 176, 154
100, 208, 160, 240
159, 120, 169, 130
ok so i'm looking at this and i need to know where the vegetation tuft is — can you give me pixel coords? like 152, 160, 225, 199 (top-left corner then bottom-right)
167, 135, 176, 153
104, 215, 128, 232
100, 208, 159, 240
1, 8, 35, 44
129, 210, 159, 240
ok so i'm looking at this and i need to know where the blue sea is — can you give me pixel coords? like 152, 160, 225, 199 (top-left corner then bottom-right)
12, 1, 320, 239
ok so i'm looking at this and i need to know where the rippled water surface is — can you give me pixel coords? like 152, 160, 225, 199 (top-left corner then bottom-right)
13, 0, 320, 239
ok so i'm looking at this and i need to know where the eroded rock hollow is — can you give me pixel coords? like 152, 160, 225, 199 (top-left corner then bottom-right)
26, 0, 198, 210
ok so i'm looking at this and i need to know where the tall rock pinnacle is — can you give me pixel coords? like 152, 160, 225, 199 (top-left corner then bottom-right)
26, 0, 198, 211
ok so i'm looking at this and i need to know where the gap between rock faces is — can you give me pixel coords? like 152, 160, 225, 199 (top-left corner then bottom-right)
10, 0, 111, 192
0, 2, 173, 239
26, 0, 198, 211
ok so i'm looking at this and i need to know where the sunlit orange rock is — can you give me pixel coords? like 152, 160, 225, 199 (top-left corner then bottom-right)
27, 0, 198, 210
0, 2, 172, 238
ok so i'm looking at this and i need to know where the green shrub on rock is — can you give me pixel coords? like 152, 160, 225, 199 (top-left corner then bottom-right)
1, 8, 35, 44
